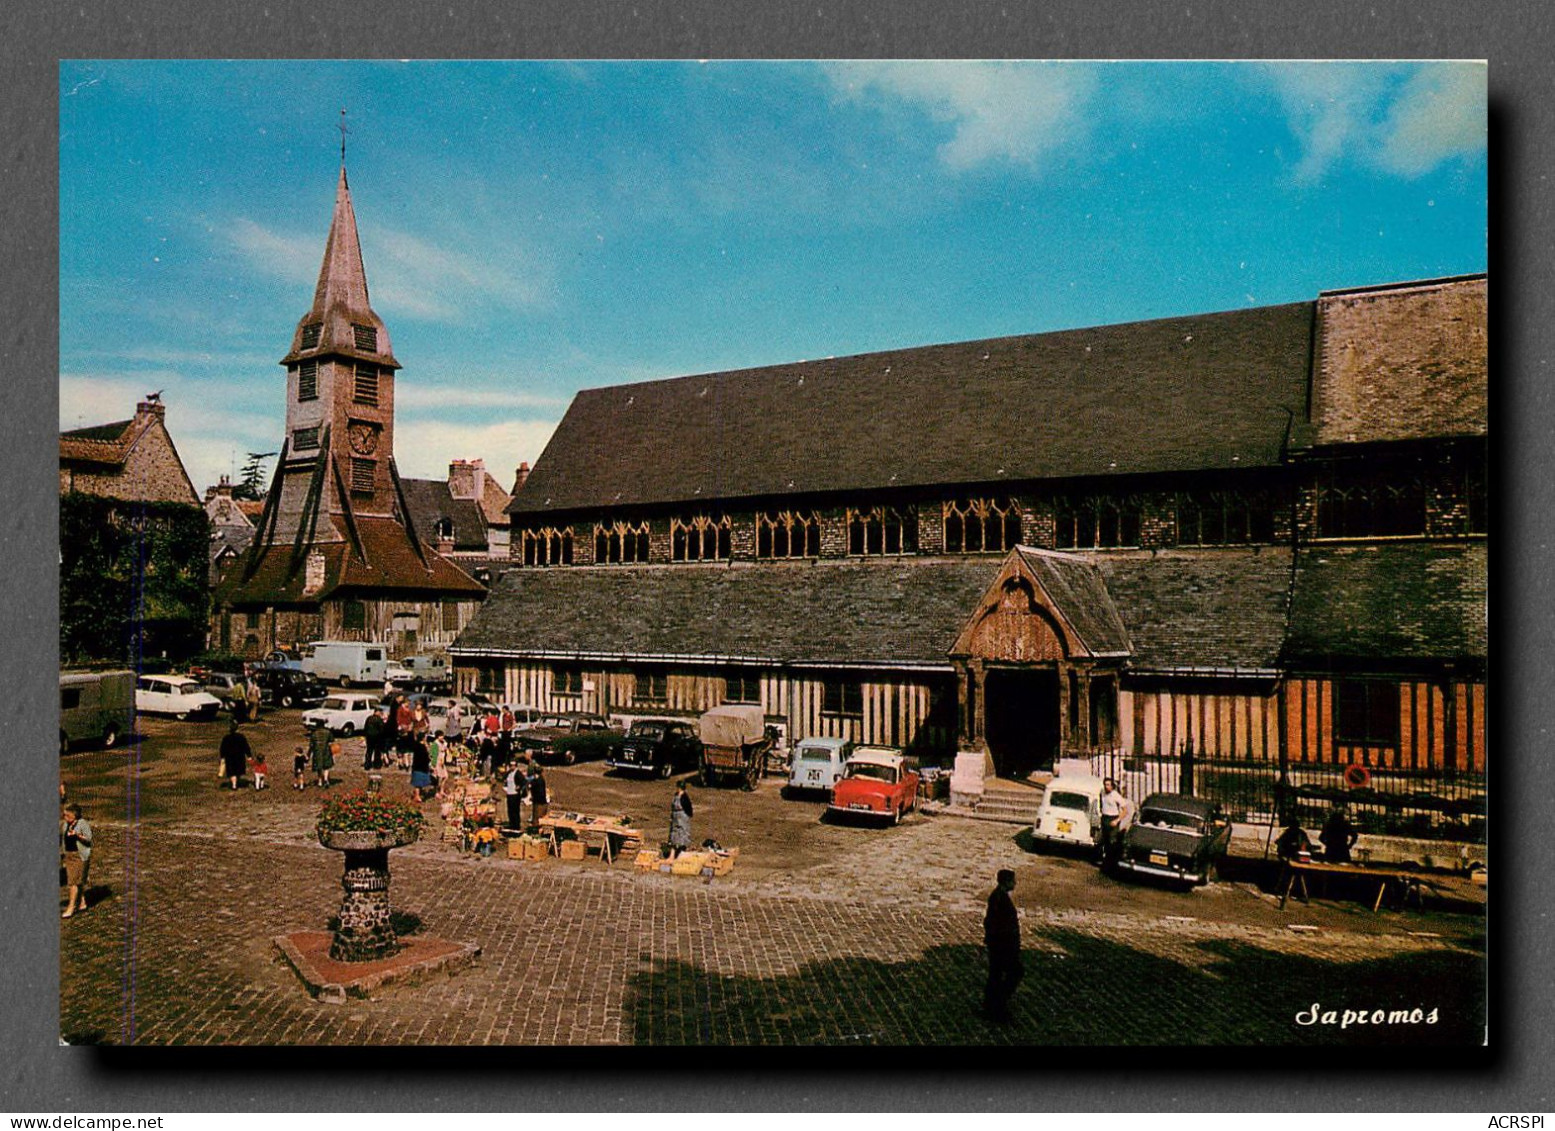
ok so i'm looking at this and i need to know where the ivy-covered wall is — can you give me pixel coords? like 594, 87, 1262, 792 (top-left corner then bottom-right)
60, 492, 210, 665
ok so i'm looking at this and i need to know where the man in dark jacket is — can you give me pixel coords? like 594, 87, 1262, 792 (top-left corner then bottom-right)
983, 868, 1022, 1023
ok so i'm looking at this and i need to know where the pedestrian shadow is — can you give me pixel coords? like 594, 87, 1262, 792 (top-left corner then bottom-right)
621, 924, 1485, 1051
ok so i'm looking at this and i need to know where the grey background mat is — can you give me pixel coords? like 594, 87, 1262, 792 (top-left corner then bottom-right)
2, 0, 1547, 1112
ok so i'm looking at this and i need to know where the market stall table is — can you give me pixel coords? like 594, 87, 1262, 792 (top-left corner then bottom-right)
537, 812, 644, 864
1278, 859, 1424, 913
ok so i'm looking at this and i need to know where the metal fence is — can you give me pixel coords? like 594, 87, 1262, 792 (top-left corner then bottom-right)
1089, 741, 1485, 844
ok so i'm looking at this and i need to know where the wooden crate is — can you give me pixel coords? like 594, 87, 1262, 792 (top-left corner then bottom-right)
558, 839, 586, 861
633, 849, 661, 871
671, 852, 710, 876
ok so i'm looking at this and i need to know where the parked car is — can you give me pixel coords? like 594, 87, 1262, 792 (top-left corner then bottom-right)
1114, 793, 1233, 887
134, 675, 223, 720
301, 691, 380, 735
784, 735, 856, 798
384, 662, 417, 686
517, 713, 626, 765
254, 667, 328, 709
60, 670, 134, 754
826, 747, 919, 825
1030, 774, 1109, 857
606, 718, 703, 778
200, 671, 248, 713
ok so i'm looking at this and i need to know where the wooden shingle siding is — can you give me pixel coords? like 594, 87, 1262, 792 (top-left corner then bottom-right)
456, 660, 956, 754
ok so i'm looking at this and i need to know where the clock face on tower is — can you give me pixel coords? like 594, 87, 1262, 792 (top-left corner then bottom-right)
347, 421, 379, 456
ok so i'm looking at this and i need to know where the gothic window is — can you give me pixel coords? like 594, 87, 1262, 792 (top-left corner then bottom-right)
634, 672, 668, 703
672, 514, 732, 562
341, 600, 365, 631
1334, 679, 1399, 747
847, 505, 918, 556
352, 323, 378, 353
353, 363, 379, 406
441, 600, 460, 632
297, 361, 319, 401
756, 509, 822, 558
1176, 490, 1275, 545
943, 497, 1022, 554
594, 519, 651, 564
1314, 473, 1426, 539
521, 526, 574, 567
822, 678, 863, 717
1052, 496, 1141, 549
552, 666, 583, 696
292, 426, 321, 452
350, 457, 375, 494
299, 322, 322, 350
724, 670, 761, 703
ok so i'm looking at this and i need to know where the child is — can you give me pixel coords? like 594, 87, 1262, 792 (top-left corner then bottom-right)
252, 752, 269, 791
292, 745, 308, 791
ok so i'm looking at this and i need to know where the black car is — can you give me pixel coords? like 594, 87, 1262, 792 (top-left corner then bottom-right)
1113, 793, 1233, 887
606, 718, 703, 778
254, 666, 328, 709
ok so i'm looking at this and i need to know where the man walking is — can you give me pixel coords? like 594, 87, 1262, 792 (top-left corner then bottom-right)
982, 868, 1022, 1023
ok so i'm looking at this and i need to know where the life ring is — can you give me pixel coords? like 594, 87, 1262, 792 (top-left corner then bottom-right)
1343, 763, 1371, 789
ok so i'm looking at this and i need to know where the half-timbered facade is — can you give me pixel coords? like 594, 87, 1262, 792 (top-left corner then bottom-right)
455, 274, 1486, 840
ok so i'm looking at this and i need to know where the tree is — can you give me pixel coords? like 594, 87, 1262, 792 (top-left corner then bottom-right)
235, 450, 277, 501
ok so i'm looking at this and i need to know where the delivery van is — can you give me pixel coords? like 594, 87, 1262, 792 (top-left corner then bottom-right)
60, 669, 135, 754
301, 641, 390, 687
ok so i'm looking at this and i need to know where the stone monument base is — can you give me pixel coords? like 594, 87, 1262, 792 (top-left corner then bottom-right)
275, 930, 481, 1004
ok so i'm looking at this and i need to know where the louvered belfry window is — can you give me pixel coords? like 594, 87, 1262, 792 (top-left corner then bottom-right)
353, 363, 379, 405
292, 426, 321, 451
352, 323, 378, 352
297, 361, 319, 401
350, 457, 375, 494
299, 322, 322, 349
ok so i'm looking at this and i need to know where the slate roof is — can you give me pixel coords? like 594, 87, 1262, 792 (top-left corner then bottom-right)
60, 419, 137, 466
399, 478, 489, 552
1013, 547, 1131, 657
1089, 548, 1295, 672
1283, 541, 1486, 664
219, 515, 485, 607
512, 302, 1316, 516
452, 558, 1000, 668
1299, 276, 1487, 450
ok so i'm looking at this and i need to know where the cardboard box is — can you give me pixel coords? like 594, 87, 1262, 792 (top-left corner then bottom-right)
709, 853, 735, 876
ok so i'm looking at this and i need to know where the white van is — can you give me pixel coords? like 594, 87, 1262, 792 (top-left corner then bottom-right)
302, 641, 390, 687
60, 670, 135, 754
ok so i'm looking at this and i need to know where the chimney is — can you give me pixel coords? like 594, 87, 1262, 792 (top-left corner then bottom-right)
137, 398, 166, 420
448, 459, 475, 500
513, 461, 530, 494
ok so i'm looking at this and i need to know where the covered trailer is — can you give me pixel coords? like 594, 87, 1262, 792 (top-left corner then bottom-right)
697, 704, 772, 791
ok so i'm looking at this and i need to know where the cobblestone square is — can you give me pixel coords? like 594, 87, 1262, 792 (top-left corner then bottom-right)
58, 712, 1486, 1047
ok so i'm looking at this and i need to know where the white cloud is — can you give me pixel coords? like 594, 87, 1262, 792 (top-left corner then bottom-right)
1261, 62, 1484, 181
225, 216, 554, 324
1377, 65, 1487, 177
823, 60, 1096, 171
389, 415, 560, 483
228, 218, 318, 286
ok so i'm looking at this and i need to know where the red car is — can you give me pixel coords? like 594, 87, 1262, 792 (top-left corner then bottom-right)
826, 748, 919, 825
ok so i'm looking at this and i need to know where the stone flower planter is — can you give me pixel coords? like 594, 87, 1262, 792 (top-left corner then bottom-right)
318, 826, 421, 962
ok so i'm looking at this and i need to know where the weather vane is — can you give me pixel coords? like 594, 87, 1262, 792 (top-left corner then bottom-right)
339, 108, 349, 166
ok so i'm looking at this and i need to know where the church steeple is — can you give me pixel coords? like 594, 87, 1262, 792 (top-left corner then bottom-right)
281, 166, 399, 370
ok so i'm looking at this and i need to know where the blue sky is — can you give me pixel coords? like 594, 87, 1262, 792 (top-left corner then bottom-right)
59, 60, 1486, 493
